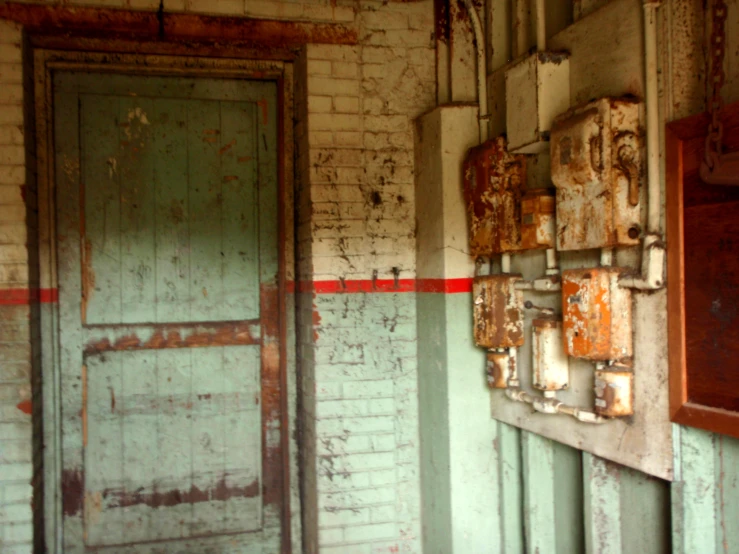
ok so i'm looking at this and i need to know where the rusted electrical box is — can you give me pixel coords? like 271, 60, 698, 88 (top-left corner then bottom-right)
562, 268, 632, 361
521, 189, 556, 250
532, 316, 569, 392
486, 350, 513, 389
462, 136, 526, 256
594, 364, 634, 417
506, 52, 571, 154
550, 97, 643, 251
473, 275, 524, 349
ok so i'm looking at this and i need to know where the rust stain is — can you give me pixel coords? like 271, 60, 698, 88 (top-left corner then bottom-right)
219, 139, 236, 155
486, 351, 511, 389
257, 99, 268, 125
238, 156, 253, 163
562, 268, 633, 361
462, 136, 527, 256
84, 322, 261, 354
259, 284, 284, 508
62, 469, 84, 516
203, 129, 219, 135
312, 309, 321, 342
223, 175, 238, 182
203, 136, 218, 143
109, 387, 115, 413
16, 399, 32, 414
0, 3, 359, 47
472, 275, 525, 349
104, 477, 259, 509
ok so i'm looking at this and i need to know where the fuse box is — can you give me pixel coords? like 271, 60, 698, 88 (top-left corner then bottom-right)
594, 364, 634, 417
550, 97, 643, 251
486, 351, 513, 389
462, 136, 526, 256
532, 316, 569, 392
473, 275, 524, 349
562, 268, 632, 361
506, 52, 571, 154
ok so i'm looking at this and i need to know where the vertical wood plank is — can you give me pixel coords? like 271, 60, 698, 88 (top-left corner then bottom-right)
672, 426, 718, 554
553, 442, 584, 554
620, 463, 670, 554
583, 453, 622, 554
716, 434, 739, 554
522, 431, 556, 554
118, 97, 156, 323
152, 98, 190, 323
186, 100, 224, 322
219, 101, 260, 321
498, 422, 524, 554
80, 94, 122, 325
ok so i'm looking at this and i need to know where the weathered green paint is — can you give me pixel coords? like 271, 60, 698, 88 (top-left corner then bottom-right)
418, 292, 739, 554
584, 453, 622, 554
497, 422, 524, 554
416, 292, 499, 554
54, 71, 281, 552
522, 432, 557, 554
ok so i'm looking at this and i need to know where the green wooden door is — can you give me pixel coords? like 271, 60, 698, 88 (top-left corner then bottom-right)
53, 72, 284, 553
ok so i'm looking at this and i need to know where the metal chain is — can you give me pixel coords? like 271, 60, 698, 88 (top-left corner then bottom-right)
706, 0, 728, 168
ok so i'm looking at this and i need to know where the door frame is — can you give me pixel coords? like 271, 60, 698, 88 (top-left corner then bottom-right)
33, 49, 296, 553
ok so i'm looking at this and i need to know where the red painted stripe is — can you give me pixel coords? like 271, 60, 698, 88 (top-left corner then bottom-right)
0, 288, 59, 305
416, 278, 473, 294
289, 278, 473, 294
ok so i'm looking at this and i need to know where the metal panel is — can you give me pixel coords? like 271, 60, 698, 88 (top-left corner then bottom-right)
462, 136, 526, 256
472, 275, 525, 349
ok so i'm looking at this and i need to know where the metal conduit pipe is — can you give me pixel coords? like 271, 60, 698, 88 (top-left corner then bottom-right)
505, 388, 605, 423
620, 0, 666, 290
461, 0, 489, 143
535, 0, 546, 51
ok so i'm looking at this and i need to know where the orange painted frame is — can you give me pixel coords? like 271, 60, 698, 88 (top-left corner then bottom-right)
667, 104, 739, 439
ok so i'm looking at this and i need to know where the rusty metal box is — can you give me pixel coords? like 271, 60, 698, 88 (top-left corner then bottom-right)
506, 52, 571, 154
594, 364, 634, 417
463, 136, 526, 256
562, 268, 632, 361
532, 316, 569, 391
473, 274, 524, 349
521, 189, 556, 251
486, 351, 513, 389
550, 97, 643, 251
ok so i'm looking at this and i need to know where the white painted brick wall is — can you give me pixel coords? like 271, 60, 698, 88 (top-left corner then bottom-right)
0, 18, 32, 554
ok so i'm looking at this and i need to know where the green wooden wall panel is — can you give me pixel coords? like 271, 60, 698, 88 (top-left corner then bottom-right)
716, 434, 739, 553
619, 462, 670, 554
498, 422, 524, 554
673, 426, 719, 554
522, 432, 557, 554
552, 441, 583, 554
584, 454, 622, 554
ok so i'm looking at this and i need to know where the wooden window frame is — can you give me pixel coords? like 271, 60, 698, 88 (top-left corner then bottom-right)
667, 103, 739, 438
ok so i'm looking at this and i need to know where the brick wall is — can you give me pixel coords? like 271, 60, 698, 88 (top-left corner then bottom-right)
0, 20, 35, 554
0, 1, 437, 552
298, 4, 436, 549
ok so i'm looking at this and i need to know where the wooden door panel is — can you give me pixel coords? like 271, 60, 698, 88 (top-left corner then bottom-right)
83, 347, 262, 546
55, 71, 283, 552
80, 95, 260, 325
